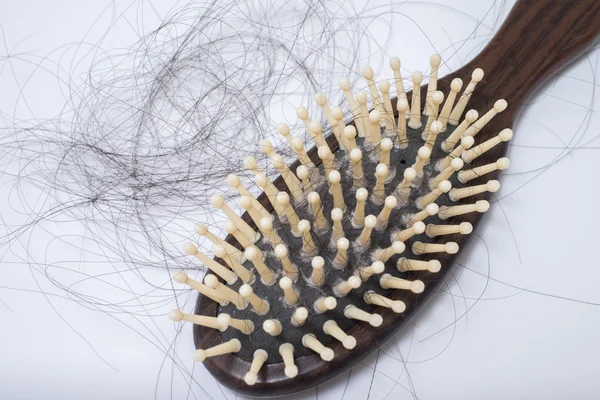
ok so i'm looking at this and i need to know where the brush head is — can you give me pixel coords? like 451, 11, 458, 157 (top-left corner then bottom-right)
173, 54, 512, 395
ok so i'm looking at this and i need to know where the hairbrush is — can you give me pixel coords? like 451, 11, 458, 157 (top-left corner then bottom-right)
169, 0, 600, 396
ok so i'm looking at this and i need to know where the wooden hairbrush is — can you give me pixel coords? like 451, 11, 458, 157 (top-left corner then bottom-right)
170, 0, 600, 396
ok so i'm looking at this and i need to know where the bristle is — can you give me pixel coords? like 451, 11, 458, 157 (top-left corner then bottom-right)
355, 215, 376, 252
449, 180, 501, 201
310, 256, 326, 286
333, 275, 361, 297
214, 245, 255, 284
393, 221, 426, 242
255, 173, 286, 219
314, 92, 337, 127
356, 91, 370, 139
211, 194, 260, 243
362, 66, 385, 115
194, 338, 241, 362
195, 224, 245, 263
368, 110, 383, 144
277, 122, 294, 146
323, 320, 357, 350
343, 126, 358, 152
379, 138, 394, 176
296, 106, 311, 129
299, 220, 318, 257
245, 246, 276, 286
349, 148, 365, 188
168, 309, 227, 331
224, 218, 253, 248
217, 314, 255, 335
429, 158, 463, 189
244, 349, 268, 386
415, 180, 452, 209
375, 196, 397, 230
343, 304, 382, 327
276, 192, 301, 236
393, 167, 416, 205
279, 343, 298, 378
291, 307, 308, 327
296, 165, 314, 193
441, 109, 478, 152
239, 196, 264, 229
363, 291, 406, 313
396, 99, 409, 149
438, 78, 463, 131
351, 188, 368, 228
438, 136, 475, 170
290, 137, 317, 170
422, 92, 444, 139
331, 106, 346, 145
303, 334, 335, 361
411, 146, 431, 179
379, 273, 425, 293
356, 261, 385, 281
461, 128, 513, 163
258, 217, 283, 247
184, 243, 238, 285
227, 174, 270, 219
262, 319, 283, 336
307, 191, 330, 233
464, 99, 508, 137
389, 57, 409, 114
397, 258, 442, 273
332, 238, 350, 269
279, 277, 299, 305
379, 80, 395, 131
458, 157, 510, 183
425, 222, 473, 238
370, 164, 388, 205
403, 203, 439, 226
448, 68, 484, 125
412, 241, 459, 255
438, 200, 490, 219
424, 120, 443, 150
424, 54, 442, 115
374, 241, 405, 262
314, 296, 337, 313
274, 244, 299, 280
339, 78, 364, 136
239, 284, 270, 315
330, 208, 346, 246
309, 121, 327, 148
205, 274, 248, 310
270, 153, 303, 200
174, 271, 229, 305
328, 170, 345, 210
408, 71, 423, 128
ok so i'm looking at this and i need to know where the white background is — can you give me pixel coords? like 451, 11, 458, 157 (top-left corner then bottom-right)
1, 0, 600, 399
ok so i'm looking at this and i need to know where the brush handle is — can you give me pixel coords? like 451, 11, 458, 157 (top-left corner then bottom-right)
461, 0, 600, 116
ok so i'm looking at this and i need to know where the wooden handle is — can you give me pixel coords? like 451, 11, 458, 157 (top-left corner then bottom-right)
461, 0, 600, 114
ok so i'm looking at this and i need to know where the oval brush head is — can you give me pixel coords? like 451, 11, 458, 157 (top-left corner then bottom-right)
170, 52, 513, 395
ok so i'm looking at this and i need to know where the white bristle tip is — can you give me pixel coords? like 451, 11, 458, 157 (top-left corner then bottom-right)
397, 99, 408, 112
412, 71, 423, 82
369, 314, 383, 327
430, 53, 442, 66
472, 68, 484, 82
168, 309, 184, 321
413, 221, 426, 234
466, 109, 479, 122
173, 271, 188, 283
389, 57, 400, 70
372, 261, 385, 274
460, 222, 474, 234
339, 78, 351, 90
476, 200, 490, 212
296, 106, 308, 120
362, 66, 374, 79
314, 92, 327, 105
183, 243, 197, 255
497, 157, 511, 169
